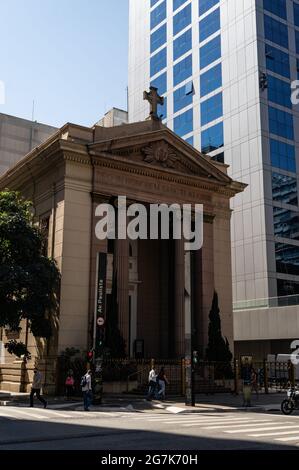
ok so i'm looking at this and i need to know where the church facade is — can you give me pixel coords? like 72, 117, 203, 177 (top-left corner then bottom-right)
0, 113, 245, 392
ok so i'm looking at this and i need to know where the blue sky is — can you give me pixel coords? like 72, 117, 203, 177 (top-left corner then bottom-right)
0, 0, 129, 128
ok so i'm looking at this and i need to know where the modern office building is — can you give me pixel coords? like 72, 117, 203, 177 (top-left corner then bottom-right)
0, 113, 57, 176
128, 0, 299, 358
96, 107, 128, 127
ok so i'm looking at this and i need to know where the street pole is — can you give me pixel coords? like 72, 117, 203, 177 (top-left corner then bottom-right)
184, 249, 194, 406
93, 252, 107, 405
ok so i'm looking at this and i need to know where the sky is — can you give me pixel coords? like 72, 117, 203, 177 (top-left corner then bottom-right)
0, 0, 129, 128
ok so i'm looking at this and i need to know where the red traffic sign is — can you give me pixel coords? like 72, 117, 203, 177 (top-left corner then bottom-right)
97, 317, 105, 327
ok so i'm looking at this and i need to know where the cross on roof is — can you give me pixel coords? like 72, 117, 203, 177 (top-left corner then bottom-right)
143, 86, 164, 121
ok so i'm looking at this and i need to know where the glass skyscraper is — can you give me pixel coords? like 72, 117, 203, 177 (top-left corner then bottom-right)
128, 0, 299, 357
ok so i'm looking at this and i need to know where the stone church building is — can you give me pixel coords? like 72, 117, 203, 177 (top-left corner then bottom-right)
0, 108, 245, 391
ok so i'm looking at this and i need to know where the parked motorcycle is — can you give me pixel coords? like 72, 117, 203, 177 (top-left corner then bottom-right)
281, 387, 299, 415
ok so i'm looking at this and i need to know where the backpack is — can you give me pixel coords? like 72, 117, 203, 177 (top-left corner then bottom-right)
80, 375, 87, 388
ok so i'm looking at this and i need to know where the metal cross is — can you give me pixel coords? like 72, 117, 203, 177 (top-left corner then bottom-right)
143, 86, 164, 121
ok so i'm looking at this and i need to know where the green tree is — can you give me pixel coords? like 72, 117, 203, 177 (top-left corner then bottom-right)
105, 272, 126, 358
205, 292, 233, 377
0, 191, 60, 357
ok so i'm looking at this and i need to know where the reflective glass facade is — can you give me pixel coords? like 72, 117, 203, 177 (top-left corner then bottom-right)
268, 107, 294, 140
200, 63, 222, 97
265, 44, 290, 79
201, 121, 223, 153
264, 14, 288, 49
199, 8, 220, 42
199, 0, 219, 16
200, 92, 223, 126
173, 55, 192, 87
174, 108, 193, 137
173, 4, 191, 36
151, 1, 167, 29
272, 172, 298, 206
200, 35, 221, 69
276, 243, 299, 276
274, 207, 299, 241
270, 139, 296, 172
173, 28, 192, 60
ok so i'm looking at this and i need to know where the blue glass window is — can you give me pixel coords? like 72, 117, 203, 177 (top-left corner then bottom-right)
184, 135, 194, 146
277, 278, 299, 296
294, 3, 299, 27
151, 0, 161, 7
174, 82, 193, 113
263, 0, 287, 20
269, 107, 294, 141
199, 8, 220, 42
150, 48, 167, 77
264, 15, 288, 49
151, 72, 167, 96
151, 1, 166, 30
158, 96, 167, 120
200, 63, 222, 97
199, 0, 219, 16
174, 109, 193, 137
272, 172, 298, 206
173, 28, 192, 60
275, 242, 299, 276
151, 24, 167, 53
270, 138, 296, 172
200, 35, 221, 69
265, 44, 290, 79
296, 31, 299, 54
173, 4, 191, 36
268, 75, 292, 109
297, 59, 299, 80
173, 0, 189, 11
173, 54, 192, 86
211, 152, 224, 163
274, 207, 299, 241
201, 92, 223, 126
201, 121, 223, 153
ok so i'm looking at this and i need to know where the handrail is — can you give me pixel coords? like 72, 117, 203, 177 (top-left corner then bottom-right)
126, 366, 149, 393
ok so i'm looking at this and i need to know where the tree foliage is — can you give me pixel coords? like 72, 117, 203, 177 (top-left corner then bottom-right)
0, 191, 60, 356
206, 291, 233, 365
105, 271, 126, 358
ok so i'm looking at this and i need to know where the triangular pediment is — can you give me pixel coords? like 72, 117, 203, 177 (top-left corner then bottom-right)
89, 126, 231, 184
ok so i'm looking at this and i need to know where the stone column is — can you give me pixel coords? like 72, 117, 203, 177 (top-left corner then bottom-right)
174, 238, 185, 357
115, 202, 130, 355
194, 249, 203, 357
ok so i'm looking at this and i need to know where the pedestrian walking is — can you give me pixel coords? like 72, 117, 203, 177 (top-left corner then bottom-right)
146, 366, 157, 400
30, 367, 47, 408
251, 367, 259, 397
81, 369, 92, 411
157, 367, 169, 401
65, 369, 75, 400
241, 359, 252, 407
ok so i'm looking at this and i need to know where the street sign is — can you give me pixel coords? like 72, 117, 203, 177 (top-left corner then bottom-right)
97, 317, 105, 327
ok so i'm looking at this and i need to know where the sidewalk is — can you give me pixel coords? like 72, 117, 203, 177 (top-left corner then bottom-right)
0, 390, 285, 412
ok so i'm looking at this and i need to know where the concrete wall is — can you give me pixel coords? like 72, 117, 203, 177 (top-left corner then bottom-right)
0, 113, 57, 175
234, 304, 299, 342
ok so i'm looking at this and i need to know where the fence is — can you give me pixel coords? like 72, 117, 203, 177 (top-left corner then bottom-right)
56, 356, 297, 397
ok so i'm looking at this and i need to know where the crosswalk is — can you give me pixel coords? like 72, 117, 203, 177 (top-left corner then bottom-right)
0, 406, 116, 422
120, 411, 299, 445
2, 405, 299, 446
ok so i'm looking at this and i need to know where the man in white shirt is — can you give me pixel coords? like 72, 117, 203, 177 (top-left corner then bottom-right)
30, 367, 47, 408
146, 366, 157, 400
81, 370, 92, 411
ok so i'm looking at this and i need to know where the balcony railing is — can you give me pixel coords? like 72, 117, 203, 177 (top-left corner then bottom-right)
233, 294, 299, 311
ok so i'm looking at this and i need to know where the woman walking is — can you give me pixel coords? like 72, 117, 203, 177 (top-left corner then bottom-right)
157, 367, 169, 401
